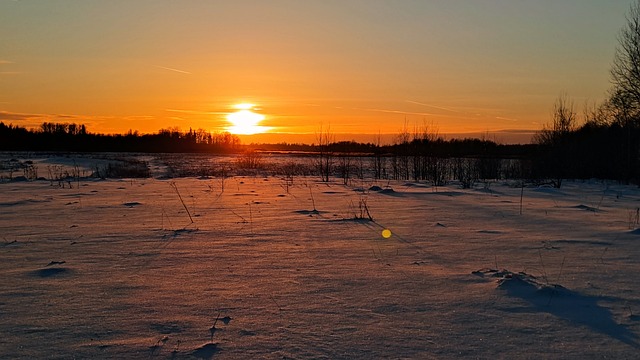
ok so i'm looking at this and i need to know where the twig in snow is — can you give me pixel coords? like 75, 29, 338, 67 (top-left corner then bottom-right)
169, 182, 194, 224
209, 312, 221, 342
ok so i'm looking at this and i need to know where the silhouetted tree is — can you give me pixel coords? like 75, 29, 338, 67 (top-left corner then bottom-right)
534, 94, 577, 187
390, 120, 411, 180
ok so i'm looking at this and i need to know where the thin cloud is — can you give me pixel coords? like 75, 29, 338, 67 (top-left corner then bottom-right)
0, 111, 129, 123
0, 61, 21, 75
496, 129, 537, 134
0, 111, 45, 121
0, 60, 19, 75
155, 65, 192, 75
165, 108, 228, 115
406, 100, 524, 126
298, 101, 436, 117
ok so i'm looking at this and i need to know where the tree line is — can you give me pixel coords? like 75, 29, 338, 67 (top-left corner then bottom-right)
0, 115, 635, 186
0, 122, 241, 153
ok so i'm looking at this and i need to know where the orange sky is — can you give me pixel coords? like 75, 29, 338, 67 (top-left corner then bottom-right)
0, 1, 633, 144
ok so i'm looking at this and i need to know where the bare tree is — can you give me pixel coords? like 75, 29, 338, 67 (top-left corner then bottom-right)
395, 119, 411, 180
534, 94, 578, 188
534, 94, 577, 144
337, 152, 352, 185
316, 123, 334, 182
582, 100, 612, 127
610, 0, 640, 122
371, 131, 385, 179
606, 1, 640, 183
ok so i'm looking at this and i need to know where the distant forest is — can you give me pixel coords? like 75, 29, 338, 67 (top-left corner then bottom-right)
0, 120, 530, 158
0, 122, 243, 153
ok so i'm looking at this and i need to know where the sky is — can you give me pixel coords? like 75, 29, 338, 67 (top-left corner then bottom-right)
0, 0, 635, 144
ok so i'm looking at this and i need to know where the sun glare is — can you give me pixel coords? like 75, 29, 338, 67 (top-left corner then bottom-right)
234, 103, 256, 110
226, 104, 270, 135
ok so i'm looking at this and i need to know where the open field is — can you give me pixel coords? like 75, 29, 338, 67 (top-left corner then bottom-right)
1, 153, 639, 359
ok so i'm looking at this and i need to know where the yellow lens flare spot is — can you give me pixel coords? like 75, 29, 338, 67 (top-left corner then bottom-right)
381, 229, 392, 239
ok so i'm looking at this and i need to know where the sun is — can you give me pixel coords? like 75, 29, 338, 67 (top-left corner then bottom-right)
226, 104, 270, 135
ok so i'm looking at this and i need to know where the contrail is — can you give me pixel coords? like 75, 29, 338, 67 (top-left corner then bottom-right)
496, 116, 519, 122
405, 100, 462, 113
358, 107, 435, 117
155, 65, 192, 75
165, 109, 227, 115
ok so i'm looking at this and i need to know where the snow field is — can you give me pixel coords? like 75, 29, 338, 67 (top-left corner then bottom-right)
1, 172, 639, 359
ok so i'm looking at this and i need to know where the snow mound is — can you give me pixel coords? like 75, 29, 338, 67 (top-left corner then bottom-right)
11, 176, 29, 182
496, 272, 568, 297
31, 267, 71, 278
191, 343, 218, 359
0, 198, 50, 206
295, 209, 322, 215
478, 230, 503, 234
572, 204, 602, 212
367, 185, 397, 194
473, 268, 639, 346
472, 268, 566, 296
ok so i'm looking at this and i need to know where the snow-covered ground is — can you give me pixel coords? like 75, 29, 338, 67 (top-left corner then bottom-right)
1, 154, 639, 359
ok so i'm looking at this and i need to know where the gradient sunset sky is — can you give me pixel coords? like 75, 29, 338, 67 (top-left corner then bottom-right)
0, 1, 634, 143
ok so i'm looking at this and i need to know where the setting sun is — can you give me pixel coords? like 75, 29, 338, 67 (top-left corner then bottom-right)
226, 104, 270, 135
